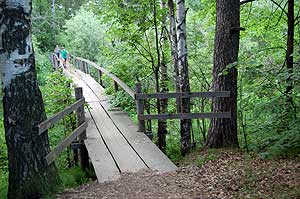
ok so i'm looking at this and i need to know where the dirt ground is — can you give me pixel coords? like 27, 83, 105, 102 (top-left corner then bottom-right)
57, 150, 300, 199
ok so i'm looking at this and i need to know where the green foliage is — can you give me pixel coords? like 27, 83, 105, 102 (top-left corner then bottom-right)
32, 0, 88, 51
60, 167, 89, 188
58, 7, 103, 61
110, 91, 136, 116
0, 173, 8, 199
165, 123, 182, 162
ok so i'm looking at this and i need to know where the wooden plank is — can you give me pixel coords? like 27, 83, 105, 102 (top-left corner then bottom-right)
85, 111, 120, 182
73, 56, 135, 99
80, 74, 177, 173
68, 69, 100, 102
138, 112, 231, 120
66, 69, 147, 172
38, 98, 85, 135
88, 102, 147, 172
46, 122, 88, 165
135, 91, 231, 100
101, 100, 177, 173
76, 70, 108, 102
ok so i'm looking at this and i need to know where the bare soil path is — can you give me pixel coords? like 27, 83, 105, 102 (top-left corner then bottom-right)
57, 150, 300, 199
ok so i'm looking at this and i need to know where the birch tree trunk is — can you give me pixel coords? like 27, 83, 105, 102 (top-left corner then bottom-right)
0, 1, 60, 198
51, 0, 55, 29
176, 0, 191, 155
205, 0, 240, 148
168, 0, 181, 113
158, 0, 168, 151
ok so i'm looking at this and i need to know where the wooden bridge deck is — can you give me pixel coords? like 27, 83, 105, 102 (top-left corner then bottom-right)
64, 67, 177, 183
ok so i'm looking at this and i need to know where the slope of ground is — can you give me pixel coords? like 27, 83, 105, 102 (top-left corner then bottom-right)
57, 150, 300, 199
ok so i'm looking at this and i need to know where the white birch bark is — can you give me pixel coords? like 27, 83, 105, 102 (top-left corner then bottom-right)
0, 1, 60, 197
0, 0, 32, 88
176, 0, 191, 155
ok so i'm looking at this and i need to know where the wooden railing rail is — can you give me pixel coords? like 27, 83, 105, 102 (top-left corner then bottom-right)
37, 86, 89, 169
37, 98, 85, 135
45, 122, 88, 165
70, 55, 135, 99
135, 91, 231, 100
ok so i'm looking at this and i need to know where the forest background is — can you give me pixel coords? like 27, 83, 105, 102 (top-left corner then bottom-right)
0, 0, 299, 197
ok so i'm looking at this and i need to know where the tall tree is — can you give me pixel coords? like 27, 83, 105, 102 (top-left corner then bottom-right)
176, 0, 191, 155
285, 0, 294, 113
205, 0, 240, 148
158, 0, 168, 151
168, 0, 181, 113
0, 1, 60, 198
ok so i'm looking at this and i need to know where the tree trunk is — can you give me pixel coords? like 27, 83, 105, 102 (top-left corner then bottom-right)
285, 0, 294, 113
0, 1, 60, 198
158, 0, 168, 152
176, 0, 191, 155
205, 0, 240, 148
168, 0, 181, 113
51, 0, 56, 44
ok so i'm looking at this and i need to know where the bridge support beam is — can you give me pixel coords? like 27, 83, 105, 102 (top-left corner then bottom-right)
75, 87, 89, 171
135, 83, 145, 133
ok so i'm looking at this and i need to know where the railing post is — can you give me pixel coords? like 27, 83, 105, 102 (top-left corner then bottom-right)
135, 83, 145, 133
98, 70, 103, 87
83, 62, 86, 73
84, 62, 88, 73
75, 87, 89, 171
87, 64, 90, 74
114, 81, 119, 92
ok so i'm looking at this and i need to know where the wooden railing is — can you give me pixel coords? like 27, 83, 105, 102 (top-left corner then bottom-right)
38, 86, 89, 169
70, 55, 135, 98
51, 53, 60, 70
69, 55, 231, 134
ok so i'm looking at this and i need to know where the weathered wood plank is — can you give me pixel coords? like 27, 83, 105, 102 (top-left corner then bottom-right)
135, 83, 145, 132
135, 91, 231, 100
45, 122, 88, 165
66, 68, 147, 172
75, 87, 89, 170
80, 73, 177, 173
88, 102, 147, 172
101, 100, 177, 173
37, 98, 85, 135
85, 111, 120, 182
138, 112, 231, 120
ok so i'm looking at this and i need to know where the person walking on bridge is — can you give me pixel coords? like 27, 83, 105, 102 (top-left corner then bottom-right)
61, 46, 69, 68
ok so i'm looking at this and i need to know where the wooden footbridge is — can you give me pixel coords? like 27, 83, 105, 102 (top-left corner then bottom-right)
44, 54, 231, 183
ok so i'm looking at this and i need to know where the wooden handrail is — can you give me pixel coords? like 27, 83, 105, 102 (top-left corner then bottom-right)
37, 98, 85, 135
135, 91, 231, 100
39, 86, 89, 169
71, 55, 136, 99
45, 121, 88, 165
138, 112, 231, 120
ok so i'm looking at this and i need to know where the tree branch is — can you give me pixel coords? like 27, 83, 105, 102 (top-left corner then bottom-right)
270, 0, 288, 16
240, 0, 255, 5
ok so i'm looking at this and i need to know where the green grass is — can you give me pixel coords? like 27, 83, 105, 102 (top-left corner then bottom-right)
60, 167, 90, 188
